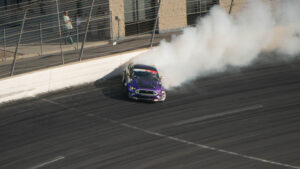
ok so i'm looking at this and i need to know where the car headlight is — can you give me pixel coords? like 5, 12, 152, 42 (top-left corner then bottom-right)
130, 86, 136, 90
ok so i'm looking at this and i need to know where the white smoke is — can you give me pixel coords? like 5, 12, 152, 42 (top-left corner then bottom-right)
133, 0, 300, 89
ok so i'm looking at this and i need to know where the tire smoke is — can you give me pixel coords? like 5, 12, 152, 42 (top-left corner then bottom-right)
133, 0, 300, 89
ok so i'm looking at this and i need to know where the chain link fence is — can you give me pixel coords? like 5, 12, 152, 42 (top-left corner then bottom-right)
0, 0, 277, 78
0, 0, 116, 76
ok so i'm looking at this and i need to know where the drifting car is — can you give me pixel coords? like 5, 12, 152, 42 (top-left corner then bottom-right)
122, 64, 166, 102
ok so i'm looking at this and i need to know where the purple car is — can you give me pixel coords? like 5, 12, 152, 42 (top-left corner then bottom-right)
122, 64, 166, 102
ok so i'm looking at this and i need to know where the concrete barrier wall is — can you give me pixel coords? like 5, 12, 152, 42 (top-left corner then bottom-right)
0, 48, 149, 104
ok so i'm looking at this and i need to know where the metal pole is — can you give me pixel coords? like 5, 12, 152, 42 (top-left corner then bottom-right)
117, 18, 120, 40
76, 23, 79, 50
109, 11, 114, 41
10, 9, 27, 76
79, 0, 95, 61
136, 1, 140, 34
39, 23, 43, 57
3, 27, 6, 61
150, 0, 161, 48
229, 0, 234, 14
56, 0, 64, 64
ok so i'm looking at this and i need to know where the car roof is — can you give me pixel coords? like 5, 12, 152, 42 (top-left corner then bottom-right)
132, 64, 157, 71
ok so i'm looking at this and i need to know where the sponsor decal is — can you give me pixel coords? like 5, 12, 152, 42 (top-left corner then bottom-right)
133, 69, 157, 74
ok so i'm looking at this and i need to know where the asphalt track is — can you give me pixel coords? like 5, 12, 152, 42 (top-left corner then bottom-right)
0, 53, 300, 169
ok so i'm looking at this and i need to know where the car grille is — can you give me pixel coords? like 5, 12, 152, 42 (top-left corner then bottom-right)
136, 89, 157, 96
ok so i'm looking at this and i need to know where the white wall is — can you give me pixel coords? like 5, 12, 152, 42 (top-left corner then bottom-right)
0, 48, 149, 104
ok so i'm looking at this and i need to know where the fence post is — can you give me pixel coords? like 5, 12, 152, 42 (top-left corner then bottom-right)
109, 11, 114, 42
39, 23, 43, 57
117, 17, 120, 40
229, 0, 234, 14
3, 27, 6, 61
79, 0, 95, 61
76, 23, 79, 50
150, 0, 161, 48
56, 0, 64, 64
10, 9, 27, 76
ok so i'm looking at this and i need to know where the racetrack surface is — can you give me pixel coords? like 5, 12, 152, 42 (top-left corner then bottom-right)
1, 54, 300, 169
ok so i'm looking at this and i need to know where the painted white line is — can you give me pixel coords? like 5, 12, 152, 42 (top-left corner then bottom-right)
114, 120, 300, 169
29, 156, 64, 169
174, 104, 263, 126
41, 99, 300, 169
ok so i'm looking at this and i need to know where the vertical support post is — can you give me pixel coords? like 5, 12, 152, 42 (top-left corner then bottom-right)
76, 23, 79, 50
229, 0, 234, 14
56, 0, 64, 64
39, 23, 43, 57
150, 0, 161, 48
3, 27, 6, 61
135, 1, 140, 34
117, 17, 120, 40
10, 9, 27, 76
79, 0, 95, 61
109, 11, 114, 41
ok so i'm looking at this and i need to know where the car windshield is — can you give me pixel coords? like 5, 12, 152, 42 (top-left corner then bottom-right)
132, 69, 159, 79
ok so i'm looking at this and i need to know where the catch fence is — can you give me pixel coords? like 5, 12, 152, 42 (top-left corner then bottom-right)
0, 0, 264, 78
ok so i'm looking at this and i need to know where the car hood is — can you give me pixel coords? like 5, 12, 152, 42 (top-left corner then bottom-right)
131, 77, 160, 89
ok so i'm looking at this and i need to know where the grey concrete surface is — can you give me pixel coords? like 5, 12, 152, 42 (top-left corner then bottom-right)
0, 54, 300, 169
1, 41, 109, 61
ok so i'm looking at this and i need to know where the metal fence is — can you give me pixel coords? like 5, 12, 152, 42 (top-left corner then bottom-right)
0, 0, 250, 78
0, 0, 114, 76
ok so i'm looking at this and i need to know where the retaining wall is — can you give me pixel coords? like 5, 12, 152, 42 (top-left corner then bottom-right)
0, 48, 149, 104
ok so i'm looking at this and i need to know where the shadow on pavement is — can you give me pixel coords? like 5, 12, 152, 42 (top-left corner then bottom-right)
94, 65, 129, 101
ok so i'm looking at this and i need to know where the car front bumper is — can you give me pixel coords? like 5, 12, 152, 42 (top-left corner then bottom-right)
128, 92, 166, 102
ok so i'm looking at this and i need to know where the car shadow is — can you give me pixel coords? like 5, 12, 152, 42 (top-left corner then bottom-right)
95, 75, 130, 101
94, 65, 129, 101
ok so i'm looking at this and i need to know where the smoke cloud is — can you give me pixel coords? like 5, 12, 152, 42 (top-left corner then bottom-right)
133, 0, 300, 89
